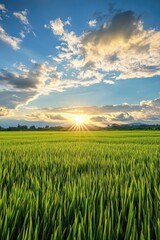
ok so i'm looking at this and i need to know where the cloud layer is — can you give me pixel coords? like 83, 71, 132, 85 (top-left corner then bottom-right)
22, 98, 160, 125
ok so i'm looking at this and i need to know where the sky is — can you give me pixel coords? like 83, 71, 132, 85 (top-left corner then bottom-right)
0, 0, 160, 127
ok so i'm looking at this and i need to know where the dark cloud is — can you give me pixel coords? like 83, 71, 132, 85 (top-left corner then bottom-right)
27, 113, 67, 122
108, 11, 139, 39
108, 53, 118, 63
45, 114, 67, 121
111, 112, 134, 122
83, 11, 140, 47
90, 116, 107, 123
0, 63, 57, 90
0, 69, 38, 89
0, 62, 62, 109
0, 90, 38, 108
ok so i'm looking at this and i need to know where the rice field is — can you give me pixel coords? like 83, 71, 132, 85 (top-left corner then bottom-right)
0, 131, 160, 240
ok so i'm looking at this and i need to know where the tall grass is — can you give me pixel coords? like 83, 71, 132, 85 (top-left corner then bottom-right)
0, 131, 159, 239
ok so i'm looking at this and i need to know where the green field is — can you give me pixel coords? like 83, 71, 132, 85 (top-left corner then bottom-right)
0, 131, 160, 240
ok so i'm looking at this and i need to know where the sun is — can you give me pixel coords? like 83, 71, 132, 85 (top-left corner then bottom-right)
69, 114, 89, 131
74, 115, 84, 125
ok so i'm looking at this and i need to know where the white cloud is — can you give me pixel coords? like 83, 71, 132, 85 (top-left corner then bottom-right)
13, 9, 29, 26
0, 25, 21, 50
140, 98, 160, 108
104, 80, 115, 84
0, 3, 8, 21
47, 17, 72, 36
47, 17, 82, 58
45, 12, 160, 90
0, 4, 6, 11
49, 18, 65, 36
13, 9, 35, 38
82, 11, 160, 80
88, 19, 97, 27
19, 31, 25, 38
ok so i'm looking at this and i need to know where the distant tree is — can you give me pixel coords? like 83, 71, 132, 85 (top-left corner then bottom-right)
30, 125, 36, 130
17, 124, 28, 130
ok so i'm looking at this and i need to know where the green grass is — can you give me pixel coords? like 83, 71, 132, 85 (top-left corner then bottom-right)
0, 131, 160, 240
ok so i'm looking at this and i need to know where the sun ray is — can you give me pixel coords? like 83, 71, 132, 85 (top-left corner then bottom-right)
68, 115, 90, 132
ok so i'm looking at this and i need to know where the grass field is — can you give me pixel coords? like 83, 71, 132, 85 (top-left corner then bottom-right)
0, 131, 160, 240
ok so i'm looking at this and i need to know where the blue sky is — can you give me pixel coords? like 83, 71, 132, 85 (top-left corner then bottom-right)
0, 0, 160, 126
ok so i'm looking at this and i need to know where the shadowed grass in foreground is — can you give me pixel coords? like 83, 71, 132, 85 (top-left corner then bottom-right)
0, 131, 160, 239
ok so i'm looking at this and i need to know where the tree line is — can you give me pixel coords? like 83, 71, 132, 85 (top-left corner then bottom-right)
0, 123, 160, 131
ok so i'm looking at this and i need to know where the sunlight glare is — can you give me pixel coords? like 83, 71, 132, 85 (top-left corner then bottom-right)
75, 115, 84, 125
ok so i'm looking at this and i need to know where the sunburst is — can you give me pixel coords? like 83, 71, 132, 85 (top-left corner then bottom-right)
69, 115, 89, 131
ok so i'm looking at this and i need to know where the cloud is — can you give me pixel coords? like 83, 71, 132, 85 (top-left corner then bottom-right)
19, 31, 26, 38
90, 116, 107, 123
46, 18, 105, 86
0, 90, 39, 109
103, 80, 115, 84
45, 12, 160, 91
88, 19, 97, 27
0, 106, 10, 116
13, 9, 35, 38
90, 112, 135, 124
0, 4, 6, 11
0, 6, 34, 49
1, 11, 159, 113
0, 62, 60, 90
1, 57, 158, 125
49, 18, 65, 36
23, 97, 160, 125
13, 9, 29, 26
110, 112, 134, 122
27, 113, 67, 122
0, 25, 21, 50
0, 3, 8, 21
140, 98, 160, 108
0, 62, 64, 108
0, 58, 105, 110
47, 18, 82, 63
82, 11, 160, 80
46, 17, 71, 36
0, 59, 108, 109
